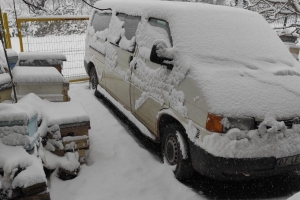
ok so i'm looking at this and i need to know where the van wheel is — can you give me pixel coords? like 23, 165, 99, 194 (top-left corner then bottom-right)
161, 124, 194, 180
90, 67, 98, 90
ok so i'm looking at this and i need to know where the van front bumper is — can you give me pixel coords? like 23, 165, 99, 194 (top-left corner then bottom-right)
189, 141, 300, 181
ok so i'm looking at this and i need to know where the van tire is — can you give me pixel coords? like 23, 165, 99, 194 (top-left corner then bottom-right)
161, 124, 194, 180
90, 67, 98, 90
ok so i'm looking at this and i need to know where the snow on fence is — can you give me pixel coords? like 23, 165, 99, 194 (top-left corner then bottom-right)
16, 16, 89, 80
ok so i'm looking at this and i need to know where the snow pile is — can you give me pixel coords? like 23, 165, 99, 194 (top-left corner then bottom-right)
40, 150, 80, 172
186, 118, 300, 158
12, 67, 64, 83
0, 142, 46, 193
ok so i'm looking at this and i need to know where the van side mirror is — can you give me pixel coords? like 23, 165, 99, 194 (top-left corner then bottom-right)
150, 45, 173, 70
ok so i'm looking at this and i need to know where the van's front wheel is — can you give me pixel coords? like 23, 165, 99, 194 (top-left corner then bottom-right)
90, 67, 98, 90
161, 124, 194, 180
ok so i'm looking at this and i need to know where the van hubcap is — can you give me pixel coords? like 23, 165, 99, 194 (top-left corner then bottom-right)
165, 136, 178, 165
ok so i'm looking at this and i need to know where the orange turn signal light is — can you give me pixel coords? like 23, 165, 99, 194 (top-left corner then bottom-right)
206, 113, 223, 133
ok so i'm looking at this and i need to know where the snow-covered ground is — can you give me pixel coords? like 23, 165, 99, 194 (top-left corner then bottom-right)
49, 82, 201, 200
48, 82, 299, 200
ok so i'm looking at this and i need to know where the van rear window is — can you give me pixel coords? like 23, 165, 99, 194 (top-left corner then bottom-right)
91, 12, 112, 32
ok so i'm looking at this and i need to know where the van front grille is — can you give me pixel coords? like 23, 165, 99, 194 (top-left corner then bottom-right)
255, 119, 294, 129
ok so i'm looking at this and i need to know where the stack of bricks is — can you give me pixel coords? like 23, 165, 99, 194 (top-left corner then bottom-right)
46, 121, 90, 164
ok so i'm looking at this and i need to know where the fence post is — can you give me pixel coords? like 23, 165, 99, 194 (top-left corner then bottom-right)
3, 13, 12, 49
0, 7, 8, 49
17, 19, 24, 52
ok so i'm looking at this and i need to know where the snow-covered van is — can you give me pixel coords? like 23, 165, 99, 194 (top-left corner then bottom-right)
84, 0, 300, 181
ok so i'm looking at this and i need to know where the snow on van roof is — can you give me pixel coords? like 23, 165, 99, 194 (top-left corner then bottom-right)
95, 0, 300, 119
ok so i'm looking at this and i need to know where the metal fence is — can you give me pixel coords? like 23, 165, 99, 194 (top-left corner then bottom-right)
17, 16, 89, 81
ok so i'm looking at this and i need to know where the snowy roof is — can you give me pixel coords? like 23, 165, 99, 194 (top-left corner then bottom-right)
95, 0, 300, 119
12, 67, 65, 83
18, 52, 67, 61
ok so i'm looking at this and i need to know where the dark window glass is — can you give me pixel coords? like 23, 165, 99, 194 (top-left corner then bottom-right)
124, 15, 141, 40
91, 12, 112, 32
148, 18, 172, 46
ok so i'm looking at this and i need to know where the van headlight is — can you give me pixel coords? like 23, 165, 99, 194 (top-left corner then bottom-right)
206, 113, 255, 133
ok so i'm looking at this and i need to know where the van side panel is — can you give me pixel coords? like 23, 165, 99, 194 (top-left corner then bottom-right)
104, 44, 132, 110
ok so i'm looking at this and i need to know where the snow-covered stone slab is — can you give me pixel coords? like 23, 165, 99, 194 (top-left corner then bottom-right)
12, 67, 69, 102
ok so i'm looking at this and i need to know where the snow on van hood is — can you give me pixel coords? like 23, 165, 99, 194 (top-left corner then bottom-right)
189, 57, 300, 120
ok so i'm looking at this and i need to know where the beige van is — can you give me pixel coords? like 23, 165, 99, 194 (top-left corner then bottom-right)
85, 0, 300, 181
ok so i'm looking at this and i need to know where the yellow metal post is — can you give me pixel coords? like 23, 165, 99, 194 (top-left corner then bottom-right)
16, 19, 24, 52
0, 7, 8, 48
3, 13, 11, 49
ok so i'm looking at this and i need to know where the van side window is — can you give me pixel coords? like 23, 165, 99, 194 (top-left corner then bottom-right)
91, 12, 112, 32
148, 18, 172, 47
117, 13, 141, 52
124, 15, 141, 40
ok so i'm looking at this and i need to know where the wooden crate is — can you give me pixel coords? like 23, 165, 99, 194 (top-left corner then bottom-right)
60, 121, 90, 138
13, 67, 69, 102
46, 121, 90, 163
0, 86, 12, 102
77, 149, 88, 164
63, 138, 89, 151
22, 182, 47, 196
19, 192, 50, 200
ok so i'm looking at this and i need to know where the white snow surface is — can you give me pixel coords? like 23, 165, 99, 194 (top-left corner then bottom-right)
18, 52, 67, 61
288, 192, 300, 200
0, 73, 11, 85
41, 150, 80, 172
6, 49, 18, 58
19, 93, 90, 127
0, 142, 46, 189
49, 82, 201, 200
0, 103, 37, 124
95, 0, 300, 119
12, 67, 64, 83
